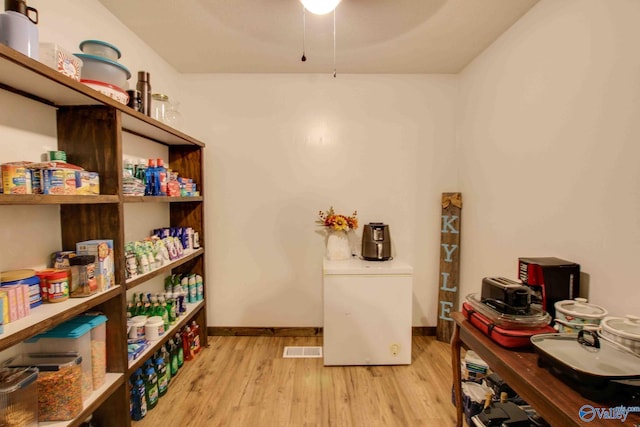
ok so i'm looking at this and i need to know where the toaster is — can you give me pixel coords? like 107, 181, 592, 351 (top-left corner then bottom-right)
481, 277, 531, 315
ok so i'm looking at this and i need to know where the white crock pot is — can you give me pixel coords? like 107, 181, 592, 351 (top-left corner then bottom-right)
600, 315, 640, 354
554, 298, 608, 333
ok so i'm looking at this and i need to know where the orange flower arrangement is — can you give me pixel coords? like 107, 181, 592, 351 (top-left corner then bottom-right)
317, 206, 358, 231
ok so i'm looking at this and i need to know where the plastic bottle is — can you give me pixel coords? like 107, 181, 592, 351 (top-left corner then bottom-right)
124, 158, 135, 177
196, 274, 204, 301
131, 369, 147, 421
156, 158, 168, 196
167, 337, 179, 376
188, 274, 197, 303
145, 158, 156, 195
167, 297, 177, 325
160, 345, 172, 383
154, 356, 169, 397
135, 158, 147, 186
181, 325, 195, 361
191, 320, 202, 355
143, 361, 159, 410
156, 294, 169, 330
174, 333, 184, 368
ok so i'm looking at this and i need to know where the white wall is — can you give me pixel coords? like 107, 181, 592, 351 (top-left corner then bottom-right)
180, 74, 458, 326
457, 0, 640, 316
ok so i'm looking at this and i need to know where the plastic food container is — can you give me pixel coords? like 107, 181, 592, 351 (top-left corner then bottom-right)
600, 315, 640, 354
145, 316, 165, 341
465, 293, 551, 329
554, 298, 608, 333
68, 313, 108, 389
69, 255, 97, 297
4, 353, 83, 422
23, 321, 93, 399
81, 79, 129, 105
0, 367, 38, 427
79, 39, 121, 61
39, 43, 83, 81
75, 53, 131, 89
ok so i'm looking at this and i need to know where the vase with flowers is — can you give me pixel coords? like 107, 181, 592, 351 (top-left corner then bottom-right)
317, 206, 358, 260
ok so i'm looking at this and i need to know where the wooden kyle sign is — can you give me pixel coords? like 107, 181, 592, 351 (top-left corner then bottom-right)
436, 192, 462, 343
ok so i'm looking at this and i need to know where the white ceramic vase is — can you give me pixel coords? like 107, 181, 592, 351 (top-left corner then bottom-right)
326, 229, 351, 260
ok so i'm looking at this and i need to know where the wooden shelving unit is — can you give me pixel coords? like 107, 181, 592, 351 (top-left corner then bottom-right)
0, 43, 207, 427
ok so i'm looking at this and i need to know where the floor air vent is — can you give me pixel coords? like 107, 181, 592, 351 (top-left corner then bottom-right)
282, 346, 323, 358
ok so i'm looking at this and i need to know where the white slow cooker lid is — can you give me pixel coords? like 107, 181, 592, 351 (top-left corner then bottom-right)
602, 315, 640, 341
555, 298, 608, 319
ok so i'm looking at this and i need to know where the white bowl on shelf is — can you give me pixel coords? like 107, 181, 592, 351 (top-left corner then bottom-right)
81, 79, 129, 105
75, 53, 131, 88
79, 39, 121, 61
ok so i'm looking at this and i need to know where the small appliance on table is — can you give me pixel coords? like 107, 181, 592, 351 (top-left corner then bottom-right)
322, 257, 412, 366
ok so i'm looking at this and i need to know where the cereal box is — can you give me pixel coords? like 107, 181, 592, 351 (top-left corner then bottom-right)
76, 240, 114, 291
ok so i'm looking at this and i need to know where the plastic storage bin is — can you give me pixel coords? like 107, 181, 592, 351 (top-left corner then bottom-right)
4, 353, 83, 422
24, 321, 93, 399
68, 313, 107, 389
0, 367, 38, 426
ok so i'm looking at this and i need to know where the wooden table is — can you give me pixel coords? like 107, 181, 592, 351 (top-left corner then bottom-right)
451, 312, 640, 426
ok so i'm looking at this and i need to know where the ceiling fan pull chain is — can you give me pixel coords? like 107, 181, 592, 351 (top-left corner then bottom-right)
333, 8, 336, 77
301, 5, 307, 62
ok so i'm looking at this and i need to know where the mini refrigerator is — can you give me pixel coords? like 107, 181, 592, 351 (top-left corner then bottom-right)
323, 257, 413, 366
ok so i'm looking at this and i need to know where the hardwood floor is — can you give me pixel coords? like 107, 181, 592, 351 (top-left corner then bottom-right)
133, 336, 458, 427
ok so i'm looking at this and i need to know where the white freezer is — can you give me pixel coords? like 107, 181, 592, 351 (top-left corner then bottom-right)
323, 258, 413, 366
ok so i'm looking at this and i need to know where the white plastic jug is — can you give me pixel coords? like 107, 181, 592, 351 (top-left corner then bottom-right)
0, 0, 38, 59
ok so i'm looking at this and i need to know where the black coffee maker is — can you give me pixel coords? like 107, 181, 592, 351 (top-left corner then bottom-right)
518, 257, 580, 320
361, 223, 392, 261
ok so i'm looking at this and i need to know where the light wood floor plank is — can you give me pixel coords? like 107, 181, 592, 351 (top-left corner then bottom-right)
133, 336, 457, 427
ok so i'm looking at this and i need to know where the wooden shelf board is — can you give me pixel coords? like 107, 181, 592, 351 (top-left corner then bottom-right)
123, 196, 203, 203
0, 194, 119, 205
0, 286, 122, 352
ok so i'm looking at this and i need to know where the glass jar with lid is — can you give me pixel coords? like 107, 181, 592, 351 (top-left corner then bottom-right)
151, 93, 169, 123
